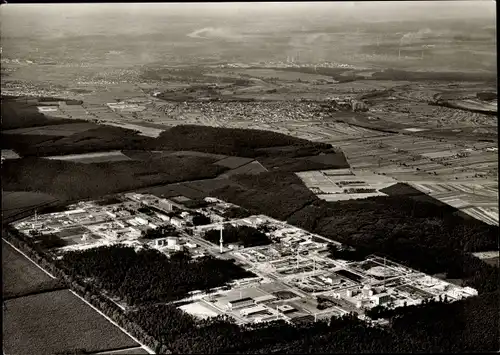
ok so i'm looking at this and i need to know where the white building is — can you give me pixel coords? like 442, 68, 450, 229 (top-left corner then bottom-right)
156, 213, 170, 222
170, 217, 185, 228
240, 304, 269, 317
134, 217, 149, 226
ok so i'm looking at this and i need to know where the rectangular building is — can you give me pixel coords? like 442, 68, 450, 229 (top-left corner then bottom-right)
227, 297, 254, 310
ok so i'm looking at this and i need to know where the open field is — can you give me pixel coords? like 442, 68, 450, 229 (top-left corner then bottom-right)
2, 240, 61, 298
1, 149, 21, 159
3, 289, 140, 355
2, 191, 61, 223
44, 151, 133, 164
297, 168, 397, 202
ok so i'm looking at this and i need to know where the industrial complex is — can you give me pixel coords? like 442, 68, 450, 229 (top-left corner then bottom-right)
13, 193, 478, 326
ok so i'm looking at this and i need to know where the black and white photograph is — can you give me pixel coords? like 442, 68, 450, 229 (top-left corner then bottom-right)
1, 2, 498, 354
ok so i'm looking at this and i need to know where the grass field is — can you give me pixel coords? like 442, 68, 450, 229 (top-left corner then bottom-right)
215, 156, 254, 169
3, 289, 140, 355
2, 240, 61, 299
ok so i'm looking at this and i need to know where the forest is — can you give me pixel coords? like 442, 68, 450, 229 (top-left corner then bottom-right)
203, 224, 271, 247
1, 96, 85, 130
213, 172, 317, 220
2, 156, 226, 202
3, 126, 154, 157
151, 125, 338, 159
59, 245, 255, 305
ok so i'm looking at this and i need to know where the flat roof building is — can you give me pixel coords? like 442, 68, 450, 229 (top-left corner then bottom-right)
253, 294, 277, 304
227, 297, 254, 310
240, 304, 268, 317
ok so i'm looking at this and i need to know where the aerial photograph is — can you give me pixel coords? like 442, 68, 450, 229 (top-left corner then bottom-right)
1, 2, 498, 354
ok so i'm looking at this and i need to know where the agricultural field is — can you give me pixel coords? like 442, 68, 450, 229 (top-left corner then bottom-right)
2, 240, 61, 299
2, 122, 97, 137
3, 289, 141, 355
231, 68, 334, 82
296, 168, 397, 202
102, 121, 164, 138
219, 161, 269, 178
2, 191, 61, 223
44, 151, 133, 164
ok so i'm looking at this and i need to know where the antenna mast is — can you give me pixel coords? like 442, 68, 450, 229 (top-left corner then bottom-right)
219, 223, 223, 254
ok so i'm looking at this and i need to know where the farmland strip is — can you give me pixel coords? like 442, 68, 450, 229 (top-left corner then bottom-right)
2, 238, 56, 279
69, 290, 155, 355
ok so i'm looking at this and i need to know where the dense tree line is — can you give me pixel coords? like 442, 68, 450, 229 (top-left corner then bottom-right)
141, 225, 179, 240
222, 206, 252, 219
181, 199, 210, 209
204, 225, 271, 247
128, 294, 498, 353
151, 125, 335, 158
60, 245, 255, 305
2, 156, 226, 202
191, 212, 211, 226
213, 172, 317, 220
8, 126, 154, 157
1, 97, 85, 130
